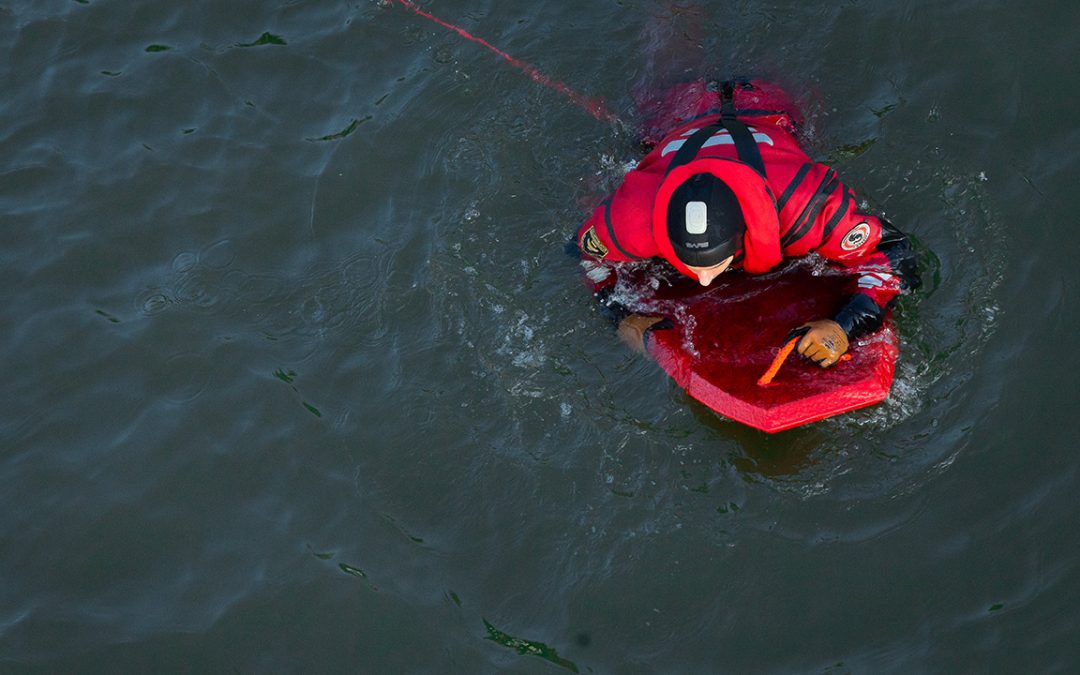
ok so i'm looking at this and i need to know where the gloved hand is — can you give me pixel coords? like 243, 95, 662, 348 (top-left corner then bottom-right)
793, 319, 849, 368
617, 314, 672, 354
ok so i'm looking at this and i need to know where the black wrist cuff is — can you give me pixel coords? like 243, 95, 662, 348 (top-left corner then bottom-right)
833, 294, 886, 340
642, 318, 674, 348
595, 286, 631, 327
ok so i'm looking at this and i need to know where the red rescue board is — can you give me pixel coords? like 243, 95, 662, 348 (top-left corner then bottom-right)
616, 262, 898, 433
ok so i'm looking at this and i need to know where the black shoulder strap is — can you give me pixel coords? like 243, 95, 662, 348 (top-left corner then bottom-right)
663, 121, 725, 177
662, 82, 769, 178
718, 81, 767, 177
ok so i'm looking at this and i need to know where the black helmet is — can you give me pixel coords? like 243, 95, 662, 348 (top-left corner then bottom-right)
666, 173, 745, 267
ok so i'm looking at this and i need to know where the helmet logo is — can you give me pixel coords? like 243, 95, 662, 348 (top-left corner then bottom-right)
841, 222, 872, 251
685, 201, 709, 235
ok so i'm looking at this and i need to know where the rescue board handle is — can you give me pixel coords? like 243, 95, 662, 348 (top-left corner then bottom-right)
757, 337, 800, 386
757, 336, 852, 386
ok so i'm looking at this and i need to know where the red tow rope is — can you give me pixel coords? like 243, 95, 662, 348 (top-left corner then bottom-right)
391, 0, 619, 124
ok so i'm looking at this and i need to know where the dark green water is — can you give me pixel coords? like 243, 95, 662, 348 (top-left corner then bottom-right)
2, 1, 1078, 672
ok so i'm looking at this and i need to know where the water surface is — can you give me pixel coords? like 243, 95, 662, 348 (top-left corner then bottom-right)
1, 0, 1078, 672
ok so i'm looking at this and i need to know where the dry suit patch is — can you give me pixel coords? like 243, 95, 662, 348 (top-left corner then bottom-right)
580, 226, 609, 259
841, 221, 872, 251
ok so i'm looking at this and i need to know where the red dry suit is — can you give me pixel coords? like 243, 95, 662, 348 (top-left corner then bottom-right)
577, 79, 919, 339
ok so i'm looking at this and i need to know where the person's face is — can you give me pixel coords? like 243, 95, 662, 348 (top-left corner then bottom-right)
686, 255, 734, 286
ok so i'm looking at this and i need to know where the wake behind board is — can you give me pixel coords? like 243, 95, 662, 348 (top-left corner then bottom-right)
614, 261, 898, 433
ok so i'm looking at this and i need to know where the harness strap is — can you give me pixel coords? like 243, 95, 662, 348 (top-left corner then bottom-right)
719, 82, 767, 177
662, 81, 769, 178
663, 122, 725, 177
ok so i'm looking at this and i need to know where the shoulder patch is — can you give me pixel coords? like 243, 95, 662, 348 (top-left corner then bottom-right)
580, 226, 609, 259
841, 221, 872, 251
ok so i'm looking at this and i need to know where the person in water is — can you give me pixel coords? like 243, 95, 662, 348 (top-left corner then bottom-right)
576, 78, 919, 367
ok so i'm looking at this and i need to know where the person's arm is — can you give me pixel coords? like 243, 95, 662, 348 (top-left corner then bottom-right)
576, 169, 669, 350
784, 175, 920, 365
575, 166, 661, 269
578, 251, 671, 354
828, 217, 920, 338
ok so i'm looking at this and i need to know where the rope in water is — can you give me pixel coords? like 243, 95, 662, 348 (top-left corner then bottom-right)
391, 0, 620, 124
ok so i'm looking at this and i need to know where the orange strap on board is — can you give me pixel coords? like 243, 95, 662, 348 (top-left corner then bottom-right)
757, 337, 800, 386
757, 336, 853, 386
